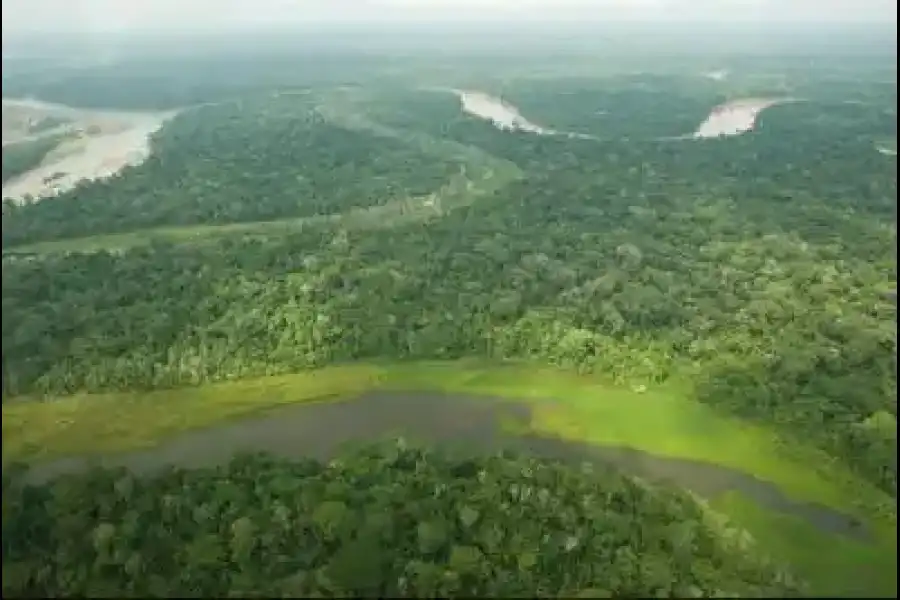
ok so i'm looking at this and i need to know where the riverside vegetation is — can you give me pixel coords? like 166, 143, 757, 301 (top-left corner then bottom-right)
1, 47, 896, 597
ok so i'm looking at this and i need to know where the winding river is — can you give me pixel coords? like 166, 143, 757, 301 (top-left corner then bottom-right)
449, 88, 800, 141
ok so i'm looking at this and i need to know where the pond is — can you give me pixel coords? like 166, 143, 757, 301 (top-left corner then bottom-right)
23, 391, 870, 541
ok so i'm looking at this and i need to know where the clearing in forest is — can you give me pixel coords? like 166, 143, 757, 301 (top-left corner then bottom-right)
3, 362, 895, 597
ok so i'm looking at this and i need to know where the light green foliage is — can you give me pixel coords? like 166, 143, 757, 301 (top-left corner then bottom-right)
1, 443, 804, 597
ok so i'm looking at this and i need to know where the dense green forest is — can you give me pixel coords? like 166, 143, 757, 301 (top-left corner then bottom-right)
3, 76, 895, 497
1, 97, 465, 245
1, 49, 896, 597
2, 443, 803, 597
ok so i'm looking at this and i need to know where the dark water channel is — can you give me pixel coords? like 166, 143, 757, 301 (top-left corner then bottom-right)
23, 391, 870, 541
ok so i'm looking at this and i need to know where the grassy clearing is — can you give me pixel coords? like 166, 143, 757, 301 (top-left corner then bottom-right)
3, 360, 895, 597
712, 492, 896, 598
4, 178, 457, 255
1, 365, 384, 462
3, 361, 890, 519
379, 363, 894, 528
7, 220, 287, 254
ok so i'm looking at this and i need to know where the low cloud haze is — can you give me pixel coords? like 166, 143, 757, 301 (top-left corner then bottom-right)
3, 0, 897, 34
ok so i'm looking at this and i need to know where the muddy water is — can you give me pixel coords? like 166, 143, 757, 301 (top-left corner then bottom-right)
693, 98, 796, 139
2, 97, 175, 202
454, 90, 550, 134
451, 89, 597, 141
2, 116, 170, 202
23, 391, 869, 541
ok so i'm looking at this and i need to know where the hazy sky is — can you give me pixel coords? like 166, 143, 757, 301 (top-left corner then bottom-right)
3, 0, 897, 34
